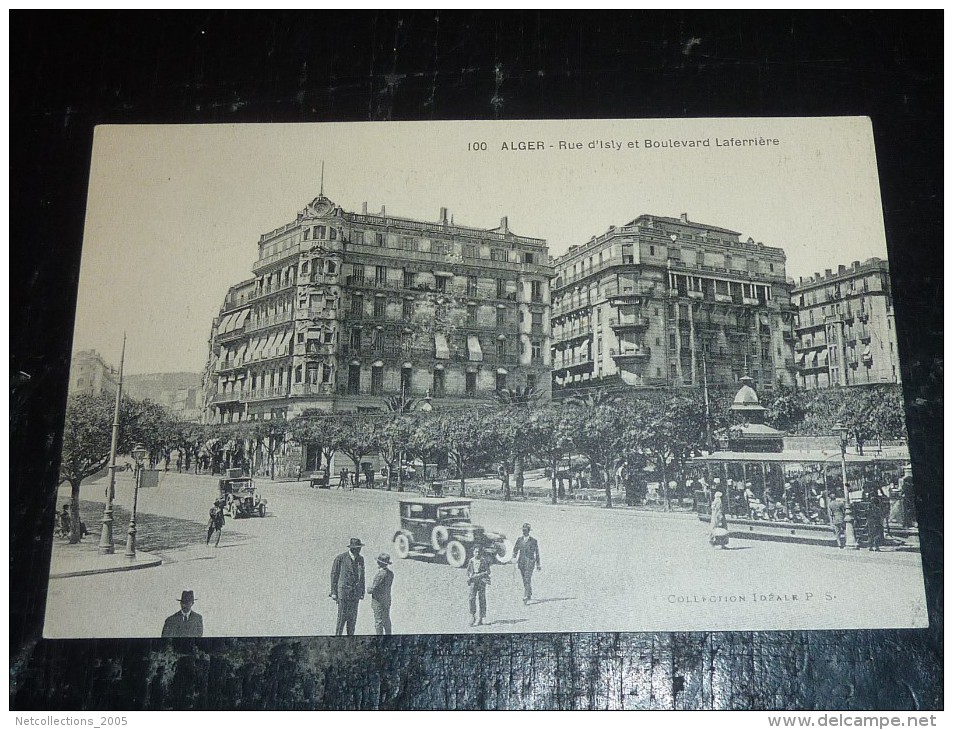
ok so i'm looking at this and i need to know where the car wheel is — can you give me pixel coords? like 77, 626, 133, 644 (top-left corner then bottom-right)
258, 503, 265, 518
430, 525, 450, 551
393, 533, 411, 559
495, 538, 514, 564
445, 540, 467, 569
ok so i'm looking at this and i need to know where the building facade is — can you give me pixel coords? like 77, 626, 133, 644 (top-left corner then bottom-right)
551, 214, 796, 395
68, 350, 119, 398
791, 257, 900, 389
203, 195, 553, 425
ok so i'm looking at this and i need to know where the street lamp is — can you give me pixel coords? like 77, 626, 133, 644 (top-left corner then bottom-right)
833, 422, 858, 549
124, 444, 148, 559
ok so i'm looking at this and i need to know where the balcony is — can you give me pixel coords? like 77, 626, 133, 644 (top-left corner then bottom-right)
216, 325, 246, 344
210, 392, 242, 405
742, 296, 760, 306
554, 355, 594, 371
245, 387, 291, 401
714, 292, 733, 304
609, 317, 650, 334
290, 383, 335, 397
687, 290, 704, 300
606, 292, 646, 306
611, 346, 652, 366
245, 311, 294, 333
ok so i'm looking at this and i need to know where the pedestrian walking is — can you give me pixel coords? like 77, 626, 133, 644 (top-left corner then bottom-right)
512, 523, 541, 604
161, 590, 204, 637
367, 552, 394, 635
206, 499, 225, 547
338, 467, 349, 489
330, 537, 366, 636
466, 544, 492, 626
828, 495, 847, 548
709, 490, 729, 548
57, 503, 72, 539
867, 490, 886, 551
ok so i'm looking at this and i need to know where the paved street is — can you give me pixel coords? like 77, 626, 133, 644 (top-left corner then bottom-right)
44, 471, 928, 638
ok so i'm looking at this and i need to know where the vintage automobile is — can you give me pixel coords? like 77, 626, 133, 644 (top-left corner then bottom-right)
218, 476, 267, 518
392, 497, 513, 568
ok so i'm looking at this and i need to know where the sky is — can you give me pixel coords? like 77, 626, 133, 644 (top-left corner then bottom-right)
73, 117, 889, 375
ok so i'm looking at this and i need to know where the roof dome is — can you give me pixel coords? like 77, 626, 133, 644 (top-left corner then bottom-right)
730, 376, 766, 420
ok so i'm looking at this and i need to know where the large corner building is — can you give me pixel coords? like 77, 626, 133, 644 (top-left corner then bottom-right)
791, 257, 900, 389
550, 214, 796, 395
203, 195, 553, 425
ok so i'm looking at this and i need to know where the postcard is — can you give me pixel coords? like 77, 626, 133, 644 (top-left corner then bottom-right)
44, 117, 926, 637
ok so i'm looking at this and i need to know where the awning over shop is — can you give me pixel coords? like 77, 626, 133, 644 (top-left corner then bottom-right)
434, 333, 450, 360
467, 335, 483, 362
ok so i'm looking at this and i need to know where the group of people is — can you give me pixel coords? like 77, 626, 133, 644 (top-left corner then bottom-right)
328, 523, 542, 635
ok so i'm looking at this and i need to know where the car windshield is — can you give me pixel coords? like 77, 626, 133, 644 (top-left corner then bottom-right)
437, 506, 470, 521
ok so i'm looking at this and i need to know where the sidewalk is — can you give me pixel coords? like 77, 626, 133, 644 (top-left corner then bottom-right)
48, 534, 162, 579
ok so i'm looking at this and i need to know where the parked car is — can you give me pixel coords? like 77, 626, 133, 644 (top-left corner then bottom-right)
392, 497, 513, 568
219, 476, 267, 518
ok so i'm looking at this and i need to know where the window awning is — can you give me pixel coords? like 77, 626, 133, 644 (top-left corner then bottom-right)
863, 345, 871, 357
235, 343, 248, 365
217, 313, 236, 335
467, 335, 483, 362
264, 331, 280, 358
277, 330, 293, 356
797, 352, 805, 366
233, 309, 250, 330
249, 336, 264, 359
434, 333, 450, 360
809, 350, 818, 367
819, 349, 829, 365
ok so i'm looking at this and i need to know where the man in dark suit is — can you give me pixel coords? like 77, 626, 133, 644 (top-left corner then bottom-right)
330, 537, 366, 636
512, 523, 541, 604
161, 590, 204, 637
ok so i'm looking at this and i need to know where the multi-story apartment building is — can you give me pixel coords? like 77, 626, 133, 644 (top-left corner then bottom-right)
203, 194, 553, 426
68, 350, 119, 398
551, 213, 796, 395
791, 257, 900, 389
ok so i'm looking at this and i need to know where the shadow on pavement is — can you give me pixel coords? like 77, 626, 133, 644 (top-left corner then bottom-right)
528, 597, 576, 605
74, 500, 252, 554
481, 618, 528, 626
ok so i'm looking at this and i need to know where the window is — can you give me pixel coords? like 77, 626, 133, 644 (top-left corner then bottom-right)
329, 228, 337, 241
354, 231, 365, 245
596, 308, 602, 324
433, 369, 446, 397
401, 367, 412, 394
371, 366, 384, 395
491, 248, 507, 262
496, 309, 506, 327
669, 334, 677, 351
321, 364, 331, 383
295, 366, 302, 383
622, 244, 634, 264
303, 228, 310, 241
597, 338, 602, 355
372, 330, 384, 351
435, 276, 447, 293
650, 245, 656, 256
403, 270, 415, 289
466, 276, 478, 297
525, 252, 535, 265
400, 236, 418, 251
526, 373, 537, 391
314, 226, 325, 239
323, 330, 334, 344
348, 364, 361, 395
531, 280, 543, 303
350, 295, 363, 318
467, 305, 478, 326
463, 245, 477, 259
375, 266, 387, 285
496, 279, 507, 298
531, 311, 543, 334
402, 299, 415, 321
374, 298, 386, 318
327, 261, 336, 274
375, 232, 384, 246
496, 372, 507, 391
532, 340, 542, 362
350, 328, 362, 349
297, 332, 305, 344
432, 240, 448, 255
465, 371, 477, 397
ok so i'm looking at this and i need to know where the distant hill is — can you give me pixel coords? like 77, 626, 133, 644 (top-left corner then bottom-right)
124, 372, 204, 419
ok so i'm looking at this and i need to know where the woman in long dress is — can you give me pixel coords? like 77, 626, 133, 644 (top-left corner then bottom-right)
709, 490, 729, 548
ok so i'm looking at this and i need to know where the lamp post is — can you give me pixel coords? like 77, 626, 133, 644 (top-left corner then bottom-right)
833, 422, 858, 549
124, 444, 148, 559
99, 335, 126, 554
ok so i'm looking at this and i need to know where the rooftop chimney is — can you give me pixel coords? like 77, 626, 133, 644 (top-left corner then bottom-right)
825, 268, 832, 278
680, 213, 689, 223
440, 207, 448, 224
500, 216, 509, 233
852, 260, 860, 270
380, 205, 386, 216
362, 202, 368, 214
838, 265, 847, 274
814, 272, 821, 280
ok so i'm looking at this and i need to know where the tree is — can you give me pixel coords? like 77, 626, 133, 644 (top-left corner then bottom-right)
526, 404, 575, 504
381, 394, 419, 491
763, 385, 806, 432
125, 398, 176, 468
562, 391, 629, 508
335, 416, 379, 479
493, 386, 542, 498
412, 409, 492, 497
247, 419, 290, 479
57, 394, 135, 544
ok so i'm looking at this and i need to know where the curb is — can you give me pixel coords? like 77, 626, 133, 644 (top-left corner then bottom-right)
49, 551, 163, 579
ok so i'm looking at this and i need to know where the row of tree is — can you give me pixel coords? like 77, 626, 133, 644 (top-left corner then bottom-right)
57, 383, 907, 542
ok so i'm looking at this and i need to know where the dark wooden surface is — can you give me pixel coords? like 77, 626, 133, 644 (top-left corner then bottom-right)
10, 11, 942, 710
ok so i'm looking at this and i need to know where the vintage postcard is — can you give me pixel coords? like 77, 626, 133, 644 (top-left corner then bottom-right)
44, 118, 927, 637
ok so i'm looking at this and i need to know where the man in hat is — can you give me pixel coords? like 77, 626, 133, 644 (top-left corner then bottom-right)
466, 544, 492, 626
161, 590, 204, 637
330, 537, 366, 636
512, 523, 541, 604
367, 552, 395, 635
